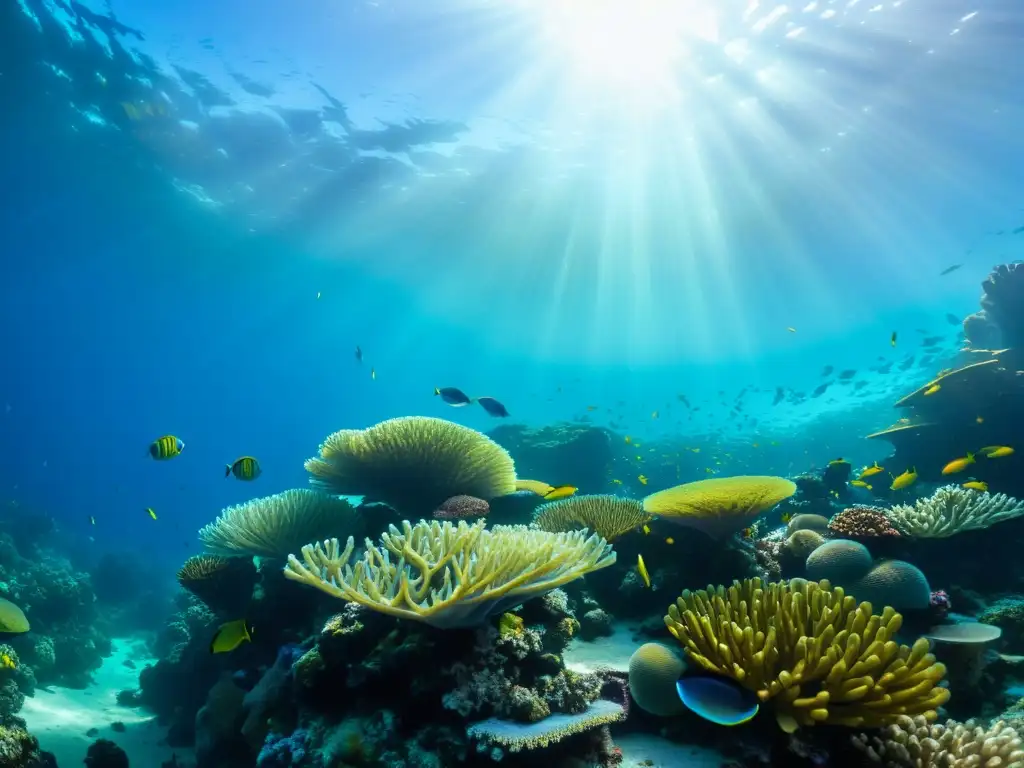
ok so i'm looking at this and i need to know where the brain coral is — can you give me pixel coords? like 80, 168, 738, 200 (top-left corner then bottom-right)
850, 560, 931, 612
627, 643, 686, 717
804, 539, 873, 584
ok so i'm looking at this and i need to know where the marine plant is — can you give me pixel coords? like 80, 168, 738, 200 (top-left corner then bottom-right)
533, 494, 651, 542
885, 484, 1024, 538
663, 577, 949, 730
283, 518, 616, 628
643, 476, 797, 538
304, 416, 517, 510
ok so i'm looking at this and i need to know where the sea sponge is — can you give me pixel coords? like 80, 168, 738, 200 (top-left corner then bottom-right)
850, 560, 931, 612
199, 489, 354, 558
283, 519, 616, 629
434, 495, 489, 520
782, 530, 825, 561
643, 476, 797, 539
0, 598, 29, 633
304, 416, 517, 510
886, 485, 1024, 538
628, 643, 686, 717
852, 715, 1024, 767
829, 508, 901, 540
176, 554, 258, 615
804, 539, 873, 584
664, 578, 950, 730
787, 514, 829, 535
467, 698, 626, 753
533, 494, 651, 542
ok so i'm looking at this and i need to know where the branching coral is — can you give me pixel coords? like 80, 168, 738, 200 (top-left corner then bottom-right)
830, 507, 901, 539
664, 578, 949, 730
533, 494, 650, 542
283, 519, 616, 629
198, 489, 354, 558
851, 715, 1024, 767
643, 476, 797, 538
885, 485, 1024, 538
304, 416, 517, 510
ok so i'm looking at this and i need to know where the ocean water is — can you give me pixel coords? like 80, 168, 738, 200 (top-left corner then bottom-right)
3, 1, 1024, 767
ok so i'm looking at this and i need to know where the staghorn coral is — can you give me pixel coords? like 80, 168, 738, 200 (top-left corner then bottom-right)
176, 554, 257, 615
830, 507, 902, 539
198, 489, 354, 558
434, 495, 489, 520
664, 578, 949, 730
283, 518, 616, 628
851, 714, 1024, 767
533, 494, 650, 542
886, 485, 1024, 538
304, 416, 517, 510
644, 476, 797, 538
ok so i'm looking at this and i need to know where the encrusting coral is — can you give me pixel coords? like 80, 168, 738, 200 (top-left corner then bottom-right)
643, 476, 797, 538
304, 416, 518, 510
885, 485, 1024, 538
851, 714, 1024, 767
198, 489, 354, 559
533, 494, 651, 542
829, 507, 902, 539
663, 578, 950, 731
283, 519, 616, 628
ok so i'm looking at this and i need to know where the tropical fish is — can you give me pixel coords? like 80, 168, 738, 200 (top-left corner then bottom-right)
780, 511, 792, 524
786, 327, 796, 333
226, 456, 262, 480
370, 368, 376, 381
611, 478, 622, 485
316, 291, 321, 299
939, 264, 962, 276
651, 410, 659, 419
945, 313, 960, 325
624, 436, 632, 444
850, 480, 872, 490
638, 474, 648, 485
891, 331, 898, 347
665, 537, 675, 545
941, 453, 975, 475
642, 524, 651, 535
962, 481, 988, 492
146, 508, 158, 520
543, 485, 578, 501
149, 435, 184, 460
676, 677, 759, 726
477, 396, 509, 417
0, 652, 15, 670
923, 384, 941, 396
740, 527, 755, 539
976, 417, 985, 424
820, 365, 834, 376
859, 462, 884, 479
981, 446, 1014, 458
434, 387, 472, 406
89, 515, 96, 526
355, 346, 363, 363
210, 619, 253, 654
636, 554, 651, 588
890, 467, 917, 490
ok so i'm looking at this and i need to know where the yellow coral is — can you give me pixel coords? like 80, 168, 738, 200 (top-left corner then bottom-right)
643, 476, 796, 538
304, 416, 517, 509
664, 578, 949, 730
284, 519, 616, 629
533, 494, 651, 542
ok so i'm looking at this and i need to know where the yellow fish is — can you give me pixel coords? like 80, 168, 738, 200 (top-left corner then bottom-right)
786, 327, 796, 333
0, 652, 15, 670
226, 456, 262, 481
624, 436, 632, 444
890, 467, 917, 490
941, 453, 975, 475
962, 481, 988, 492
642, 524, 651, 535
780, 511, 792, 524
210, 619, 253, 654
543, 485, 577, 501
891, 331, 897, 347
638, 474, 648, 485
859, 462, 884, 479
981, 446, 1014, 458
611, 478, 622, 485
976, 417, 984, 424
651, 410, 659, 419
665, 537, 674, 545
146, 508, 157, 520
149, 435, 184, 460
690, 448, 700, 453
923, 384, 941, 396
637, 554, 651, 588
850, 480, 872, 490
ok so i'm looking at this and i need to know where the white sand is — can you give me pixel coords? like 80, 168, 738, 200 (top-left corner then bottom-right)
617, 732, 725, 767
21, 637, 194, 766
565, 622, 665, 674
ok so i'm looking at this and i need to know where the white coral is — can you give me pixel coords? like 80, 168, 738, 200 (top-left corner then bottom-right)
853, 714, 1024, 767
885, 485, 1024, 538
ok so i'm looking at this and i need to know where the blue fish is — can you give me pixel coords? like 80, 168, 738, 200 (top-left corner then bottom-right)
676, 677, 759, 726
476, 396, 509, 418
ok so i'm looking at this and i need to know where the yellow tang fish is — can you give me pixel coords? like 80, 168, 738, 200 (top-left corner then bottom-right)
850, 480, 872, 490
642, 524, 651, 535
149, 435, 184, 460
859, 462, 884, 479
227, 456, 262, 481
923, 384, 941, 396
890, 467, 917, 490
210, 619, 253, 654
636, 554, 651, 588
146, 508, 158, 520
638, 474, 648, 485
543, 485, 577, 501
981, 446, 1014, 459
89, 515, 96, 526
962, 481, 988, 492
941, 453, 975, 475
665, 537, 674, 545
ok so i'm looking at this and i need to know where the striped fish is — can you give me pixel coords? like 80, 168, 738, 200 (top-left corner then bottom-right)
226, 456, 261, 480
149, 435, 184, 460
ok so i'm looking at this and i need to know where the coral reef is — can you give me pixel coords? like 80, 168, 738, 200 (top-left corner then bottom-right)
852, 714, 1024, 767
533, 495, 650, 542
829, 507, 902, 540
886, 485, 1024, 538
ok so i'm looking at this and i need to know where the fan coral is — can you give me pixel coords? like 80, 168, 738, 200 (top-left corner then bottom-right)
283, 519, 616, 629
664, 578, 949, 730
829, 507, 902, 539
643, 476, 797, 538
852, 715, 1024, 767
176, 554, 258, 615
434, 495, 490, 520
304, 416, 517, 510
199, 489, 354, 558
533, 494, 650, 543
885, 485, 1024, 538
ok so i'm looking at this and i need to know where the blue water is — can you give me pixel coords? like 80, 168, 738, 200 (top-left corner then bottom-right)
2, 0, 1023, 574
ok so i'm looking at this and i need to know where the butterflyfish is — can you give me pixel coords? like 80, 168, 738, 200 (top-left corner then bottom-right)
149, 435, 184, 460
227, 456, 262, 481
210, 619, 253, 654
